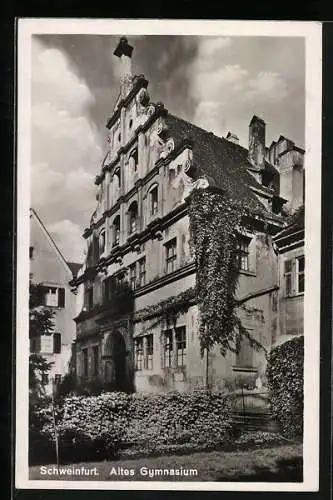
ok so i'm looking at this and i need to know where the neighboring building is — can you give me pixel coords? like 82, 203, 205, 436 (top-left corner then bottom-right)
29, 208, 81, 394
273, 206, 305, 339
71, 37, 305, 393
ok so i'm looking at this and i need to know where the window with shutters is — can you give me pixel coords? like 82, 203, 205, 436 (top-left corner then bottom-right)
40, 334, 53, 354
284, 259, 293, 296
283, 255, 305, 297
53, 333, 61, 354
43, 286, 65, 308
296, 256, 305, 294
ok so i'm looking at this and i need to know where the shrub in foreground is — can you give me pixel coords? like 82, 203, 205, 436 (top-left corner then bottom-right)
30, 390, 232, 463
266, 335, 304, 439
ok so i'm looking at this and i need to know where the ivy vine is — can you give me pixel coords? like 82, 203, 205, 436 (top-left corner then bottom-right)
186, 187, 263, 357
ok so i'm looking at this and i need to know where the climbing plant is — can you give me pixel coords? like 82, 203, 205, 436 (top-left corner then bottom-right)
187, 187, 263, 357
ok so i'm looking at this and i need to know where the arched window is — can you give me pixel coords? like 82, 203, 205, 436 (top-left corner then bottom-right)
99, 230, 106, 255
129, 148, 138, 173
149, 185, 158, 216
128, 201, 138, 235
113, 169, 121, 200
112, 215, 120, 247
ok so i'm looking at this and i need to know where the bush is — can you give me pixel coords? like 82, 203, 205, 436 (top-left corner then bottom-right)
30, 390, 233, 464
127, 391, 232, 450
266, 335, 304, 439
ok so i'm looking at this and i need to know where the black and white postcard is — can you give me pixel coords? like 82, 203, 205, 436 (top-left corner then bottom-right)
15, 19, 322, 491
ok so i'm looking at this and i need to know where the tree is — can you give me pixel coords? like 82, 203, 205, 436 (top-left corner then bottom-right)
29, 282, 55, 402
29, 283, 55, 339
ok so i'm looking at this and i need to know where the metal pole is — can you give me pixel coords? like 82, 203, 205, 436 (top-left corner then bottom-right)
205, 347, 209, 390
51, 378, 59, 466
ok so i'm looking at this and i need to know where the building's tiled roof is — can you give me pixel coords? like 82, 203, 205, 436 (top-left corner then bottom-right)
273, 205, 304, 241
165, 114, 281, 219
67, 262, 82, 278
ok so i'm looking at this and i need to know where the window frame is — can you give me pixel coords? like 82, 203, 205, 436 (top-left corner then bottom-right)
165, 238, 177, 274
163, 329, 173, 369
237, 236, 251, 272
138, 257, 146, 287
82, 348, 89, 377
175, 326, 187, 368
144, 334, 154, 370
134, 337, 144, 371
295, 255, 305, 295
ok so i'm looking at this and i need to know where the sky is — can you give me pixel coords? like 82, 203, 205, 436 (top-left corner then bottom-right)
31, 34, 305, 263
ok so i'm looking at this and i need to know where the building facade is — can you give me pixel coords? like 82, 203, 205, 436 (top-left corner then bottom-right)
71, 37, 305, 393
30, 208, 81, 394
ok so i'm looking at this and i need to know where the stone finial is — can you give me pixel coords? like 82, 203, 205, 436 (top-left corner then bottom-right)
113, 37, 133, 58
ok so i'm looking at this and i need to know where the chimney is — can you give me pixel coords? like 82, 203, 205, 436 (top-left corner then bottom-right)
226, 132, 239, 145
248, 115, 266, 170
113, 37, 134, 97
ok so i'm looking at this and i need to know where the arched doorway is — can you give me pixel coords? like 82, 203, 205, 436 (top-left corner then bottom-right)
103, 330, 131, 392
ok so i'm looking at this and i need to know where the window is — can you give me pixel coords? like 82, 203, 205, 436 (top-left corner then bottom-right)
82, 348, 89, 377
237, 237, 250, 272
130, 148, 138, 172
129, 118, 133, 129
284, 259, 293, 296
54, 374, 62, 386
129, 262, 137, 290
235, 336, 254, 369
144, 335, 154, 370
134, 337, 144, 371
284, 255, 305, 297
112, 215, 120, 246
118, 132, 121, 142
138, 257, 146, 287
85, 286, 94, 310
44, 287, 58, 307
113, 170, 121, 200
103, 276, 114, 302
44, 287, 65, 308
53, 333, 61, 354
92, 345, 99, 376
175, 326, 187, 367
165, 238, 177, 274
40, 334, 53, 354
296, 256, 305, 294
29, 246, 34, 259
41, 373, 49, 386
99, 230, 106, 255
163, 330, 173, 368
128, 201, 138, 234
150, 186, 158, 216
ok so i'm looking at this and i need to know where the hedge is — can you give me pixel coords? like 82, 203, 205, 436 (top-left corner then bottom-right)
266, 335, 304, 439
29, 391, 232, 464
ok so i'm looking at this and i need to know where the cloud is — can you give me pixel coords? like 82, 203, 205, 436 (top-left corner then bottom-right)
187, 37, 289, 143
245, 71, 288, 101
49, 219, 85, 263
31, 37, 102, 257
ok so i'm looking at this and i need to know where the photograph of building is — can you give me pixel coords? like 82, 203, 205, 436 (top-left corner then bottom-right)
70, 37, 305, 394
20, 23, 322, 488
